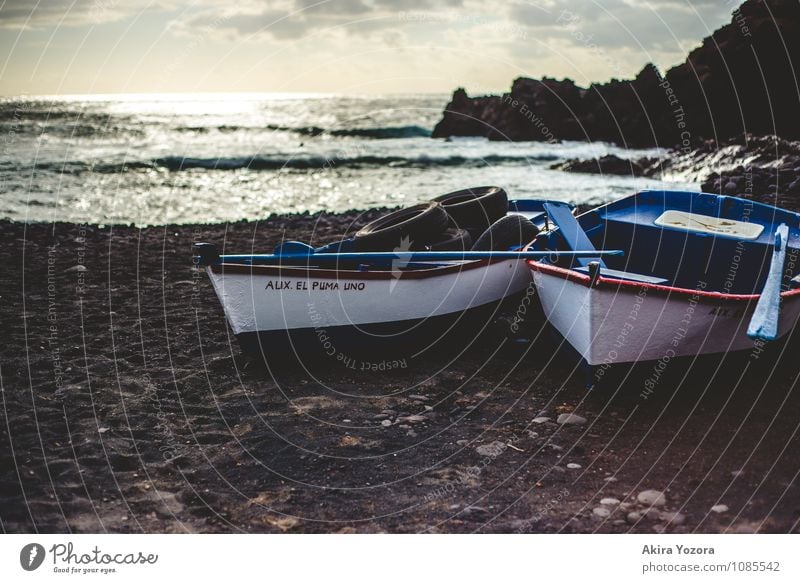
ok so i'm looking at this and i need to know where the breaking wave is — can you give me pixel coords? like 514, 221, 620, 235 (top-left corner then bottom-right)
101, 152, 559, 172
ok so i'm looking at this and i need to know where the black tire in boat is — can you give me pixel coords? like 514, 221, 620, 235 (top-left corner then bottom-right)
354, 201, 449, 251
471, 214, 540, 252
432, 186, 508, 231
413, 228, 472, 251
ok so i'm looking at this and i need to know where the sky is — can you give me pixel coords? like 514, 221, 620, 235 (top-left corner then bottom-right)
0, 0, 742, 96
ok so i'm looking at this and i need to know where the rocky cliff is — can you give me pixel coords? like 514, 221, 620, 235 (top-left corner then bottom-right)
433, 0, 800, 148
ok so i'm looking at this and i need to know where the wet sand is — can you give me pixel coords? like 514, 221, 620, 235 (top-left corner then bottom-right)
1, 211, 799, 534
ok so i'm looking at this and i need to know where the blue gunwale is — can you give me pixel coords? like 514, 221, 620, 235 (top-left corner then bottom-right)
531, 190, 800, 296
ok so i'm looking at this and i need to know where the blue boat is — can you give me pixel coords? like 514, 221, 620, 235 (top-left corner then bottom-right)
527, 190, 800, 367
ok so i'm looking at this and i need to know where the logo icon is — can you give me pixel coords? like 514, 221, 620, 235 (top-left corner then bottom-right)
20, 543, 46, 571
390, 235, 414, 292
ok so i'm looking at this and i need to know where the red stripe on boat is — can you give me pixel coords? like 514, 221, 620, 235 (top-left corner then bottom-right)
527, 260, 800, 303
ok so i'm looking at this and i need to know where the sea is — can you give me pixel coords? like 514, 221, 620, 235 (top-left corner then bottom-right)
0, 93, 697, 225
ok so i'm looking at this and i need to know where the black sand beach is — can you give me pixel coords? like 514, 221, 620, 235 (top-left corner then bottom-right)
2, 209, 800, 534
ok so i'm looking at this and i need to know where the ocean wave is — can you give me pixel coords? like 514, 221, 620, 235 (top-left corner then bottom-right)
149, 153, 556, 171
24, 152, 561, 174
265, 124, 431, 139
328, 125, 431, 139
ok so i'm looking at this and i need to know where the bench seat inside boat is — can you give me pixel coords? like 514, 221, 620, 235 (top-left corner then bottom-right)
573, 266, 669, 285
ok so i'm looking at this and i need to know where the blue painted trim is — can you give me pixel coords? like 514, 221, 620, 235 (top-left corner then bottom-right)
213, 249, 625, 266
747, 223, 789, 341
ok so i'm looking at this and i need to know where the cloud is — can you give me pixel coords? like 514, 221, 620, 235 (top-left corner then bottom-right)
0, 0, 178, 29
508, 0, 736, 50
169, 0, 478, 42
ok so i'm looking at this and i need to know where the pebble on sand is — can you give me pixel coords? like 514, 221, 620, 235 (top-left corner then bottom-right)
637, 489, 667, 506
532, 417, 551, 424
476, 441, 507, 457
711, 504, 729, 513
566, 463, 582, 469
659, 511, 686, 525
557, 413, 587, 425
398, 414, 426, 424
643, 507, 661, 520
380, 419, 392, 427
600, 497, 620, 505
626, 511, 641, 524
593, 507, 611, 518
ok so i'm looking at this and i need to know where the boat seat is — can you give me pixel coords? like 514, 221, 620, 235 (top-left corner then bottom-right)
543, 201, 606, 268
508, 210, 546, 224
574, 266, 669, 285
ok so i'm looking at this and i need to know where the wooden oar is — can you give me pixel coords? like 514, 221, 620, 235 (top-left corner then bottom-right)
747, 223, 789, 341
214, 249, 625, 265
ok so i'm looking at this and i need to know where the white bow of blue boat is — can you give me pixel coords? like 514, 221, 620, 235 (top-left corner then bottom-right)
527, 190, 800, 367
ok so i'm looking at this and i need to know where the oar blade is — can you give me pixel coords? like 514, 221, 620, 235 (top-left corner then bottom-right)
747, 223, 789, 341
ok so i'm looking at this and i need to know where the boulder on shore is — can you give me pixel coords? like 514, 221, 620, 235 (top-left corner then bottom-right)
551, 154, 655, 177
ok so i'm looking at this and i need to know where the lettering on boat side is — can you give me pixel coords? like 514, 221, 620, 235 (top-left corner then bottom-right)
264, 280, 366, 292
709, 306, 745, 318
642, 544, 715, 555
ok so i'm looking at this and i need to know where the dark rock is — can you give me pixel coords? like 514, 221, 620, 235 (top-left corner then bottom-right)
433, 0, 800, 147
551, 154, 654, 177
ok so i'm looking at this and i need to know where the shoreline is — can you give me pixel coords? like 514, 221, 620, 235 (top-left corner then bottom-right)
2, 213, 800, 534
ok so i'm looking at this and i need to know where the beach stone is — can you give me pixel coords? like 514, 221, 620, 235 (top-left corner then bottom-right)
592, 507, 611, 518
626, 511, 641, 524
603, 476, 618, 483
659, 511, 686, 525
456, 439, 469, 446
600, 497, 620, 505
566, 463, 582, 469
643, 508, 661, 521
64, 265, 87, 273
723, 181, 739, 194
557, 413, 586, 425
711, 504, 729, 513
380, 419, 392, 427
476, 441, 507, 457
532, 416, 551, 424
637, 489, 666, 506
398, 414, 426, 424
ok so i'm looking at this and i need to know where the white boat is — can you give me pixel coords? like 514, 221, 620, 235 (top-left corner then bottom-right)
527, 190, 800, 369
200, 252, 533, 354
194, 199, 599, 357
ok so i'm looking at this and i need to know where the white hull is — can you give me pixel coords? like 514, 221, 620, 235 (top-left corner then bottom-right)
531, 267, 800, 365
208, 259, 532, 337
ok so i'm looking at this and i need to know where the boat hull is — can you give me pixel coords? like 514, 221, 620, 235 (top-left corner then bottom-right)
530, 263, 800, 366
207, 258, 533, 355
